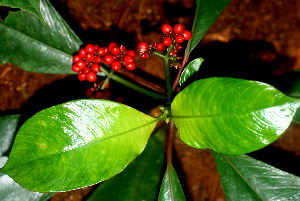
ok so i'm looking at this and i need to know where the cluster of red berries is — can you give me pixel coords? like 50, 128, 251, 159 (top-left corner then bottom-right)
138, 24, 191, 61
72, 43, 136, 82
85, 85, 123, 103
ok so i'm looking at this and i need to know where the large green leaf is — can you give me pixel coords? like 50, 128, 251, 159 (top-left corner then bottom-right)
0, 157, 54, 201
0, 114, 21, 156
0, 0, 44, 23
171, 77, 300, 155
0, 100, 158, 192
0, 0, 82, 74
213, 152, 300, 200
179, 58, 204, 87
87, 127, 165, 201
0, 115, 54, 201
158, 165, 186, 201
185, 0, 231, 55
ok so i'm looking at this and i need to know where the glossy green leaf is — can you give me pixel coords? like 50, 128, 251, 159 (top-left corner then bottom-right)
158, 165, 186, 201
0, 0, 44, 23
0, 157, 54, 201
185, 0, 231, 55
213, 151, 300, 200
0, 0, 82, 74
87, 127, 165, 201
171, 77, 300, 155
0, 100, 158, 192
0, 115, 54, 201
179, 58, 204, 87
0, 114, 21, 156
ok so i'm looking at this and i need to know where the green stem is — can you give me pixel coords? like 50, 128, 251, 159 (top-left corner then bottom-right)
100, 69, 113, 90
100, 66, 166, 100
164, 45, 174, 106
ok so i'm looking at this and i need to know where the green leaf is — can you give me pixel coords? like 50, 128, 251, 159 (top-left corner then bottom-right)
87, 127, 165, 201
0, 100, 158, 192
171, 77, 300, 155
185, 0, 231, 55
179, 58, 204, 87
0, 0, 82, 74
0, 115, 54, 201
0, 157, 54, 201
293, 107, 300, 124
0, 114, 21, 156
158, 165, 186, 201
0, 0, 45, 23
213, 151, 300, 200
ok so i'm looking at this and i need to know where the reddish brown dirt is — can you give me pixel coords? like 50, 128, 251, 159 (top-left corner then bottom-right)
1, 0, 300, 200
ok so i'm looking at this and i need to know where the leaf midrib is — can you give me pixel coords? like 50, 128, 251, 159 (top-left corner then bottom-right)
2, 119, 158, 172
171, 102, 298, 119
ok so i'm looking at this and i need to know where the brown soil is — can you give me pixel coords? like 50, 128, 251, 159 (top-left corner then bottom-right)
1, 0, 300, 200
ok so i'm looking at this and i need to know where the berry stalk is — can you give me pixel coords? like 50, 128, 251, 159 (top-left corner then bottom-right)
100, 65, 166, 100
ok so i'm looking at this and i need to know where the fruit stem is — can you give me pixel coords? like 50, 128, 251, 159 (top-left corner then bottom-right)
163, 45, 174, 106
100, 65, 166, 100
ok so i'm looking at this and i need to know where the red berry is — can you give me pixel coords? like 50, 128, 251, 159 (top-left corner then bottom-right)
108, 42, 118, 51
83, 67, 91, 74
175, 35, 185, 43
138, 42, 148, 51
111, 61, 122, 71
101, 80, 110, 89
75, 60, 86, 70
96, 47, 106, 56
86, 72, 97, 82
91, 63, 101, 73
94, 56, 102, 63
94, 44, 99, 50
176, 44, 182, 50
170, 50, 176, 57
182, 30, 192, 40
126, 50, 136, 58
85, 88, 94, 97
163, 37, 172, 46
103, 90, 112, 99
156, 43, 164, 50
73, 55, 81, 63
85, 44, 95, 53
79, 49, 87, 58
72, 64, 81, 72
124, 55, 134, 64
174, 24, 184, 34
104, 55, 114, 64
120, 45, 127, 52
78, 73, 86, 81
85, 53, 95, 63
141, 53, 148, 59
126, 63, 135, 70
162, 24, 172, 34
95, 91, 104, 99
110, 46, 121, 55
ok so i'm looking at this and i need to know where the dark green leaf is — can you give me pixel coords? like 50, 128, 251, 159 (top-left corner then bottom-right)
185, 0, 231, 55
0, 114, 21, 156
0, 100, 158, 192
213, 151, 300, 200
0, 0, 44, 23
87, 127, 165, 201
171, 77, 300, 155
293, 107, 300, 124
179, 58, 204, 86
0, 0, 82, 74
158, 165, 186, 201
